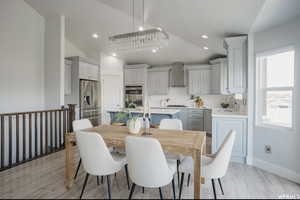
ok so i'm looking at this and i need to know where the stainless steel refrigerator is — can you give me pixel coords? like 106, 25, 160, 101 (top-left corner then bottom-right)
80, 80, 100, 126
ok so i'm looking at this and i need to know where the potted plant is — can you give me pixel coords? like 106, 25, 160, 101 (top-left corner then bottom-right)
114, 109, 142, 134
127, 117, 143, 134
191, 95, 204, 108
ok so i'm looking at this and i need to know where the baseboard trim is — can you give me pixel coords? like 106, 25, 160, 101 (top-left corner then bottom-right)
253, 158, 300, 184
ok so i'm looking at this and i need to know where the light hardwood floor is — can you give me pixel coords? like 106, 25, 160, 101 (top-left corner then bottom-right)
0, 150, 299, 199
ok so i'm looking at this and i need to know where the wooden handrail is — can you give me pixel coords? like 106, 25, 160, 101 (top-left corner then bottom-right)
0, 108, 69, 116
0, 104, 76, 171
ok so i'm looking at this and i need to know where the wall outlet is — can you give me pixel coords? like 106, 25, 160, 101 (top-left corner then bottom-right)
265, 145, 272, 154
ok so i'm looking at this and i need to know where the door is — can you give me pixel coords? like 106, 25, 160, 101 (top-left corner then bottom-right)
101, 75, 123, 124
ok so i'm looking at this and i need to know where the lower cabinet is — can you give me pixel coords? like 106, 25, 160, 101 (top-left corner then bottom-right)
212, 116, 247, 163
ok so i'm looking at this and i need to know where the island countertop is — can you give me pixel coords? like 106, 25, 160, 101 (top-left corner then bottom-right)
107, 108, 181, 115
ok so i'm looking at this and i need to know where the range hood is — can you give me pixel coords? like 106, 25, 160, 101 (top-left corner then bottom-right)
169, 62, 185, 87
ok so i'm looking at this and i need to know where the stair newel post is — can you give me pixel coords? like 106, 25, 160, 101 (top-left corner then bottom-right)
68, 104, 76, 132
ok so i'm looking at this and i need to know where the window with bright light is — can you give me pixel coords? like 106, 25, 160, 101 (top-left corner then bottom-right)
256, 47, 294, 129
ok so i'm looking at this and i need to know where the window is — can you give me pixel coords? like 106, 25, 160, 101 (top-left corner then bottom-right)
256, 47, 295, 129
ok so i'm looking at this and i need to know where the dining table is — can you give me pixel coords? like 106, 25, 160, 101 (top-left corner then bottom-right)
64, 125, 206, 199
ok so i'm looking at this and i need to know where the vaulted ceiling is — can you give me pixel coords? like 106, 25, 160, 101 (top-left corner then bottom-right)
25, 0, 300, 65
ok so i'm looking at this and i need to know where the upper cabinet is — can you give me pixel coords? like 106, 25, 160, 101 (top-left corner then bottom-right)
148, 67, 170, 95
64, 60, 72, 95
209, 58, 229, 95
185, 65, 211, 95
224, 36, 247, 94
124, 64, 149, 85
79, 61, 99, 81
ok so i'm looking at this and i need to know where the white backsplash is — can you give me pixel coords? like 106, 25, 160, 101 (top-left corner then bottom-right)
148, 87, 233, 109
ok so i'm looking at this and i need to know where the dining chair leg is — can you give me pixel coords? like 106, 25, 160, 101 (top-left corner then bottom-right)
80, 173, 89, 199
159, 187, 163, 200
125, 164, 130, 190
179, 173, 185, 200
187, 174, 191, 187
212, 179, 217, 199
128, 183, 136, 199
107, 175, 111, 200
74, 158, 81, 180
97, 176, 100, 185
218, 178, 224, 195
101, 176, 104, 184
177, 159, 180, 188
172, 178, 176, 200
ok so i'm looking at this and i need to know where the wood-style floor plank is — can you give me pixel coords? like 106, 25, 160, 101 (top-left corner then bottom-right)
0, 150, 299, 199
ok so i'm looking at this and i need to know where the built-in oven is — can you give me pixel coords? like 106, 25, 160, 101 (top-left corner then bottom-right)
125, 85, 143, 108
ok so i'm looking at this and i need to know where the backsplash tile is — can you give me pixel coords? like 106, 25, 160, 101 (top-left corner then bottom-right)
148, 87, 233, 109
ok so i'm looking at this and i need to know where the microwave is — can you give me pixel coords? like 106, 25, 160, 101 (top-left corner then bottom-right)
125, 85, 143, 108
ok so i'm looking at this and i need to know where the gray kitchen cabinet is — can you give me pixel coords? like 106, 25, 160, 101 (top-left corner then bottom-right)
204, 109, 212, 134
124, 64, 148, 84
79, 61, 99, 81
187, 109, 204, 131
64, 60, 72, 95
148, 67, 170, 95
224, 36, 247, 94
209, 58, 230, 95
185, 65, 211, 95
212, 116, 247, 163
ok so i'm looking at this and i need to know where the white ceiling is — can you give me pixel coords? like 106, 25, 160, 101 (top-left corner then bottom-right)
252, 0, 300, 32
24, 0, 300, 65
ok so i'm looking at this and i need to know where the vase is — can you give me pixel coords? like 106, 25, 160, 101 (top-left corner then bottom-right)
127, 118, 142, 134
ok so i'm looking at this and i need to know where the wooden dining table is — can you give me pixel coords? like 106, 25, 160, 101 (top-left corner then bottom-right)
65, 125, 206, 199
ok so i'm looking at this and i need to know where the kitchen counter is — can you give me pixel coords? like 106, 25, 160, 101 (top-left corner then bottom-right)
212, 111, 248, 118
107, 108, 180, 115
107, 108, 180, 125
152, 106, 210, 110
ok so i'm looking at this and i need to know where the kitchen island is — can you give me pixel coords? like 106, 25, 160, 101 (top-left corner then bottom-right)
107, 108, 180, 125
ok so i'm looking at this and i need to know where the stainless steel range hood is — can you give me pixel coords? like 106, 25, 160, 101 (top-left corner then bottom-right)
169, 62, 185, 87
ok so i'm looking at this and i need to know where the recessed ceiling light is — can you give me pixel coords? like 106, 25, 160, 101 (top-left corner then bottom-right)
201, 35, 208, 39
203, 46, 209, 50
138, 26, 144, 31
92, 33, 99, 39
152, 49, 157, 53
112, 53, 117, 57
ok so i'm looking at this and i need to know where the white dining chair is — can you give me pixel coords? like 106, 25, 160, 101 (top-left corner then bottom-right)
160, 118, 183, 130
178, 130, 236, 199
72, 119, 93, 180
125, 136, 177, 200
76, 131, 130, 199
160, 118, 184, 187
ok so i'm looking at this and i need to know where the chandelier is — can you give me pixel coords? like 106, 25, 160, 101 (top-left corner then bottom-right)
107, 0, 169, 53
108, 28, 169, 52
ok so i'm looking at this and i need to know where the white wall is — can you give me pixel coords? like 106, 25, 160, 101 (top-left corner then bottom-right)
253, 16, 300, 182
0, 0, 45, 113
149, 87, 231, 109
44, 15, 65, 109
65, 38, 87, 58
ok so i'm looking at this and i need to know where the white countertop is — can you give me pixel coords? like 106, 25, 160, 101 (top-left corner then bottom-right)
212, 111, 248, 118
152, 106, 210, 110
107, 108, 180, 115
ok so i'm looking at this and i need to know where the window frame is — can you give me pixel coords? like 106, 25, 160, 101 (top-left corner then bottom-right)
255, 46, 295, 131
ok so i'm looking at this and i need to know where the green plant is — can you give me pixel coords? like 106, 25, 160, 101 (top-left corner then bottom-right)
220, 102, 230, 109
194, 96, 202, 103
114, 109, 134, 122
